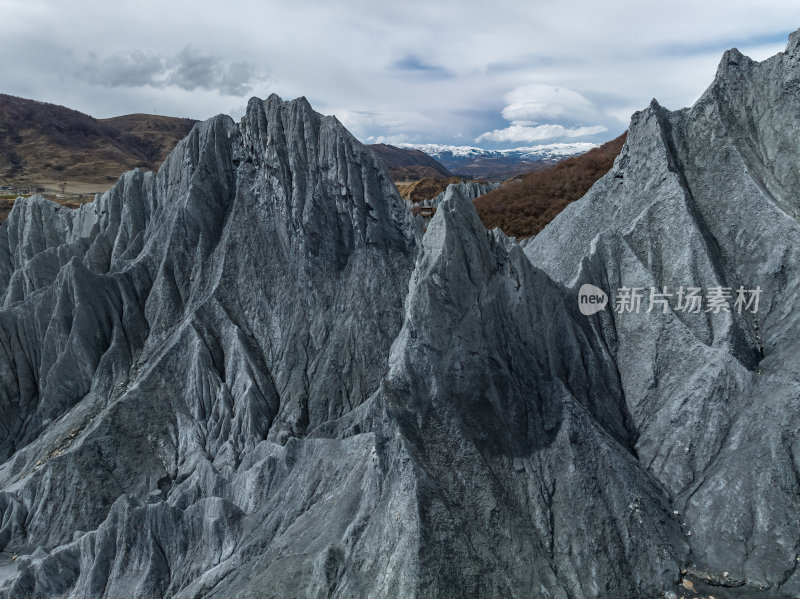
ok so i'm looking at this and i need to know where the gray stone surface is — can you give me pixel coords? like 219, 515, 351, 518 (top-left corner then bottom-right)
423, 179, 500, 207
527, 29, 800, 597
0, 30, 798, 598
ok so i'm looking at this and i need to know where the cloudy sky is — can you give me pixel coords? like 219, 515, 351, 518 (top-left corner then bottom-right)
2, 1, 798, 148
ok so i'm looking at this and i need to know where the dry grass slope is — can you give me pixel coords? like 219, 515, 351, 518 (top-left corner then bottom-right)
395, 176, 496, 204
0, 94, 196, 190
368, 144, 452, 180
396, 177, 460, 202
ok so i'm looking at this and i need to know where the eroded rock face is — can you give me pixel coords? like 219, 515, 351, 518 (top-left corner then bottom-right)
0, 95, 419, 597
527, 30, 800, 595
0, 31, 798, 598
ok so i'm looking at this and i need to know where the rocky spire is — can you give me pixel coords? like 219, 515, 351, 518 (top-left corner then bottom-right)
2, 28, 800, 597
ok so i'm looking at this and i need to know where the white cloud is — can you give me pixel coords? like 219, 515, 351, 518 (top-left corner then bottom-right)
333, 108, 436, 144
0, 0, 798, 142
500, 84, 599, 123
476, 124, 608, 143
366, 134, 412, 145
476, 83, 613, 144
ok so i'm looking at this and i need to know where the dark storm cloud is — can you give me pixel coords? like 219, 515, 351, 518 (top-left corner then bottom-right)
80, 51, 166, 87
78, 47, 261, 96
167, 47, 258, 96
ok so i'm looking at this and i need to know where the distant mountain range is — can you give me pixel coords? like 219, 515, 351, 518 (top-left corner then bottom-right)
398, 142, 597, 179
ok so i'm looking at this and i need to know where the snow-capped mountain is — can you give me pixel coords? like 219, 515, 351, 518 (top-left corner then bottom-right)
399, 142, 595, 160
397, 142, 597, 179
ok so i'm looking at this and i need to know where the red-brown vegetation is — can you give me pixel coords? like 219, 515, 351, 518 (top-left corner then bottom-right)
474, 133, 626, 239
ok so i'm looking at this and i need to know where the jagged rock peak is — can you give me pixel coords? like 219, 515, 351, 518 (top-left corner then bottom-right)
526, 28, 800, 596
787, 27, 800, 55
237, 93, 414, 255
3, 28, 800, 596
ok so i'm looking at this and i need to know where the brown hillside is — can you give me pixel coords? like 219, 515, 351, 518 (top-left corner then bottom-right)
101, 114, 198, 167
474, 133, 626, 239
395, 177, 461, 202
368, 144, 452, 180
0, 94, 196, 193
0, 198, 13, 222
395, 176, 495, 204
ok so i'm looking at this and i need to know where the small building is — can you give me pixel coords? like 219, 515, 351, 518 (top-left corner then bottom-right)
419, 206, 436, 218
410, 204, 437, 218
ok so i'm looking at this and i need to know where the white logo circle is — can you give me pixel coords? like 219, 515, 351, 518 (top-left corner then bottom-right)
578, 284, 608, 315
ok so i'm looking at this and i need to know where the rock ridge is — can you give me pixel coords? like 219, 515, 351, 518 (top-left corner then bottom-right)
1, 29, 800, 598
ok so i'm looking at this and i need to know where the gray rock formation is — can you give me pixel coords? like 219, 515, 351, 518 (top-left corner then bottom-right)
423, 180, 500, 207
527, 29, 800, 597
413, 180, 499, 232
0, 30, 799, 598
